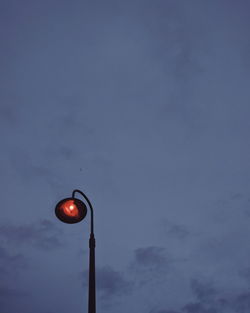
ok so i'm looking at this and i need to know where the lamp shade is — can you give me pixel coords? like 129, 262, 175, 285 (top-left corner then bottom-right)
55, 198, 87, 224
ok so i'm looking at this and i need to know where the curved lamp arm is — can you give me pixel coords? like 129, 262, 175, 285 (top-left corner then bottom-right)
72, 189, 94, 234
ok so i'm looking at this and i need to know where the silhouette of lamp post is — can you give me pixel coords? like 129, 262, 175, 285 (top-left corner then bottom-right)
55, 189, 96, 313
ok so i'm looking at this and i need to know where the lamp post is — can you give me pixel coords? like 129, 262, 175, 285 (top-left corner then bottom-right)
55, 189, 96, 313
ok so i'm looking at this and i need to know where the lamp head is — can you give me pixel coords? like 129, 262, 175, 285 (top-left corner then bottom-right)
55, 197, 87, 224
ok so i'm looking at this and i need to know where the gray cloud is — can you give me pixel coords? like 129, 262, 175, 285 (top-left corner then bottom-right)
0, 219, 63, 250
0, 244, 26, 277
233, 292, 250, 313
0, 220, 60, 307
181, 278, 250, 313
8, 147, 62, 189
183, 302, 217, 313
0, 244, 28, 311
190, 279, 216, 303
82, 266, 133, 300
129, 246, 171, 290
134, 246, 167, 268
147, 272, 250, 313
97, 266, 133, 298
162, 220, 191, 240
239, 267, 250, 283
149, 310, 179, 313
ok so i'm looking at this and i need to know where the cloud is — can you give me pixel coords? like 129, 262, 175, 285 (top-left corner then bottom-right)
134, 246, 167, 268
162, 220, 191, 240
0, 219, 63, 250
97, 266, 133, 298
233, 292, 250, 313
182, 302, 217, 313
129, 246, 171, 289
181, 279, 250, 313
0, 244, 26, 271
82, 265, 133, 300
190, 279, 216, 303
0, 244, 28, 311
180, 279, 221, 313
0, 288, 27, 313
147, 272, 250, 313
8, 147, 61, 188
150, 310, 181, 313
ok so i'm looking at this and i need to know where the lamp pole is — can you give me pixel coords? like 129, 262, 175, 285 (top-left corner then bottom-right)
72, 189, 96, 313
55, 189, 96, 313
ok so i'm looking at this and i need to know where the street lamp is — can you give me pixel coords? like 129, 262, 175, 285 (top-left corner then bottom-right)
55, 189, 96, 313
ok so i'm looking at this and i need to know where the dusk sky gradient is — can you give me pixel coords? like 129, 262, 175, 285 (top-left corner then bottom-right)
1, 1, 250, 313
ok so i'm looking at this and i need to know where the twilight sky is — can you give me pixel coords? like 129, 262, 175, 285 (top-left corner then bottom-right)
1, 1, 250, 312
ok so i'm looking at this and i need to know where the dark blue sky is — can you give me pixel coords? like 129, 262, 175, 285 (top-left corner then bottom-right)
1, 1, 250, 312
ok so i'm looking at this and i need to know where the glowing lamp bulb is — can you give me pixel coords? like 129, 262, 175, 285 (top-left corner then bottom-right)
55, 198, 87, 224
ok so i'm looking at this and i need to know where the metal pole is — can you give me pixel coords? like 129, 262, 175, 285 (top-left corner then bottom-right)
88, 232, 96, 313
72, 189, 96, 313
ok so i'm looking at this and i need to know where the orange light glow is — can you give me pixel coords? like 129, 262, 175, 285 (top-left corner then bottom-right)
61, 200, 79, 217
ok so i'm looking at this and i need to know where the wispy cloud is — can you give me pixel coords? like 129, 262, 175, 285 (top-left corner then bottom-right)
134, 246, 167, 268
150, 310, 180, 313
0, 219, 63, 250
0, 244, 26, 277
82, 265, 133, 300
148, 276, 250, 313
0, 244, 28, 310
162, 220, 191, 240
129, 246, 172, 289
